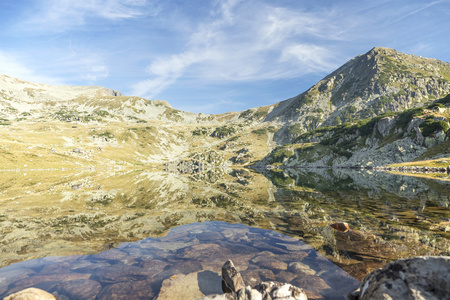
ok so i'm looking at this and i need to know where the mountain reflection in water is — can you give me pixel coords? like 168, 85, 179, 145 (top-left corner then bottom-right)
0, 221, 360, 299
0, 167, 449, 282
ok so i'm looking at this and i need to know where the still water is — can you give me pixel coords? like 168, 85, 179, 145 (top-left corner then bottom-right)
0, 167, 449, 296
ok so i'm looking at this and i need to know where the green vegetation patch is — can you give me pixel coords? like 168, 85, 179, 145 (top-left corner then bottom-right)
419, 116, 449, 137
268, 171, 295, 187
434, 93, 450, 106
271, 147, 295, 163
212, 125, 236, 138
163, 108, 184, 122
239, 107, 270, 121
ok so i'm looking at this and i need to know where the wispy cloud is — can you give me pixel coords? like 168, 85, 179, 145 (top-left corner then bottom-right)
23, 0, 150, 32
393, 0, 443, 23
131, 0, 341, 98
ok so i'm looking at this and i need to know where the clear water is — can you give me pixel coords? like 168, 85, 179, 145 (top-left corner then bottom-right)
0, 167, 449, 296
0, 221, 360, 299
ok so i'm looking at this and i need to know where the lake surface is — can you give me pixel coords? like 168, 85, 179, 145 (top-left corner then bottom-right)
0, 221, 360, 299
0, 167, 449, 292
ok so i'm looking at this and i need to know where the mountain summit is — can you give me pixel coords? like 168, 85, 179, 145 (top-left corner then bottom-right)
265, 47, 450, 142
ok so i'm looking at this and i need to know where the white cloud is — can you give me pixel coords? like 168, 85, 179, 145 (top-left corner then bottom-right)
131, 0, 341, 98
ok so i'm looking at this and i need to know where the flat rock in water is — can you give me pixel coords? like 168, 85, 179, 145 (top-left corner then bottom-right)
157, 271, 222, 300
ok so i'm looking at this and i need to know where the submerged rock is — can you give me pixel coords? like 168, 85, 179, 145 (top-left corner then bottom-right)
347, 256, 450, 300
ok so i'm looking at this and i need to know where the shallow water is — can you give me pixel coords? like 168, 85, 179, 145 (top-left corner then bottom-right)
0, 167, 449, 284
0, 221, 360, 299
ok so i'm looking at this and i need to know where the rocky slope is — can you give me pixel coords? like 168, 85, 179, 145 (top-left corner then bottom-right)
265, 47, 450, 144
260, 94, 450, 168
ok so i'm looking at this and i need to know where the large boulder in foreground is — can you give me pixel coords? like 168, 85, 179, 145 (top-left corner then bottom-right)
3, 288, 57, 300
347, 256, 450, 300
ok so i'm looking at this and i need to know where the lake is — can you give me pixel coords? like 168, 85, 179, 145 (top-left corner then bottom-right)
0, 167, 449, 297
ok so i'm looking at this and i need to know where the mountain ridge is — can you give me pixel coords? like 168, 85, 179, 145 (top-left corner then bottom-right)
0, 47, 449, 169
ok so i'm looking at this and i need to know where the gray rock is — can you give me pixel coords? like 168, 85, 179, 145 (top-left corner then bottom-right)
236, 282, 308, 300
347, 256, 450, 300
222, 260, 245, 293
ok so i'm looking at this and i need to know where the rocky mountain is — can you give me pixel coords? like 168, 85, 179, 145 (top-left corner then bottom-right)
0, 47, 449, 170
265, 47, 450, 144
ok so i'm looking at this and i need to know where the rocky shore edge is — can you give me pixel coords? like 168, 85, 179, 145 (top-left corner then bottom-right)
5, 256, 449, 300
261, 164, 450, 174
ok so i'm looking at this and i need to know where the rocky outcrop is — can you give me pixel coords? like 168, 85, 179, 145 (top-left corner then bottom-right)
268, 103, 450, 168
347, 256, 450, 300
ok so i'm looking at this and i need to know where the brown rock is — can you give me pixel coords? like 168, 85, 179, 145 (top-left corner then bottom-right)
55, 279, 101, 300
38, 262, 72, 275
256, 260, 288, 271
241, 268, 276, 284
11, 273, 90, 290
98, 280, 154, 300
221, 260, 245, 293
137, 259, 170, 272
291, 275, 330, 293
330, 222, 350, 232
303, 289, 325, 299
275, 271, 297, 283
177, 244, 233, 260
93, 264, 160, 284
288, 262, 316, 276
159, 260, 203, 277
3, 288, 57, 300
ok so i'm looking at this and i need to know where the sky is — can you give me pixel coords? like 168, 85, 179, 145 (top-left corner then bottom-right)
0, 0, 449, 114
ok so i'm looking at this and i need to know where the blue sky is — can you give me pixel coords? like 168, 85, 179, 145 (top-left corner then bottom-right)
0, 0, 449, 114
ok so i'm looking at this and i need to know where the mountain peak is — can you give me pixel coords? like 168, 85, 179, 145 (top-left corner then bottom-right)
368, 46, 397, 55
265, 47, 450, 143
